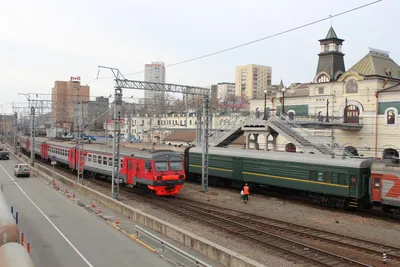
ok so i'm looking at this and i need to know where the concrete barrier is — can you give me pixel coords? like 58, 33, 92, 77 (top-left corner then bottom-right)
10, 149, 265, 267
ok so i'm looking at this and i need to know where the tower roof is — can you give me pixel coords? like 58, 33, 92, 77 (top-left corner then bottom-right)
325, 27, 338, 39
348, 49, 400, 79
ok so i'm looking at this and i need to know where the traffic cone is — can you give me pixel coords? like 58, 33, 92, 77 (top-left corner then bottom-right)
72, 192, 76, 199
56, 185, 60, 191
91, 202, 95, 208
65, 188, 68, 194
115, 216, 119, 225
97, 206, 102, 213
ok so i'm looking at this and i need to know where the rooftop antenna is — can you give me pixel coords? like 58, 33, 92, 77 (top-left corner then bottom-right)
329, 14, 333, 27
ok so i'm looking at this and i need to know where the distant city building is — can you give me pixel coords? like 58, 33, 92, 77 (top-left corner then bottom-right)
144, 62, 166, 109
51, 80, 90, 131
216, 82, 236, 101
235, 64, 272, 100
84, 96, 109, 131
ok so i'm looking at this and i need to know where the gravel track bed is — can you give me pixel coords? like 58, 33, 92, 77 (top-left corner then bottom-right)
179, 183, 400, 248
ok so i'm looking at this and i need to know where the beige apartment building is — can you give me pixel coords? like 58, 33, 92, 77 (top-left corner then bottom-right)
235, 64, 272, 99
51, 80, 90, 130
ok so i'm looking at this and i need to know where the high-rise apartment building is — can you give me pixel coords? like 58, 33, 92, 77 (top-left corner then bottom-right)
144, 62, 166, 108
217, 82, 236, 101
235, 64, 272, 99
51, 80, 90, 129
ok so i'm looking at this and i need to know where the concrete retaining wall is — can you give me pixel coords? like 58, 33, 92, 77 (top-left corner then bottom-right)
12, 151, 264, 267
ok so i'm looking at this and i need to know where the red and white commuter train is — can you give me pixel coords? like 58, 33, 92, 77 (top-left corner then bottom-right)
17, 135, 185, 196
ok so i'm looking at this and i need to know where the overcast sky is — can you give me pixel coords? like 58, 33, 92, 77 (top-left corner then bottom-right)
0, 0, 397, 113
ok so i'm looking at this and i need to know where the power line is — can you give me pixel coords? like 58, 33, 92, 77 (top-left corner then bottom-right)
89, 0, 383, 83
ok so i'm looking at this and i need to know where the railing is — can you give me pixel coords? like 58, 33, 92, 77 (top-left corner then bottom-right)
208, 113, 250, 144
134, 225, 213, 267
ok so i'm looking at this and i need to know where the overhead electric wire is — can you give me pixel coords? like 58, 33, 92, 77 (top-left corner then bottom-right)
88, 0, 383, 83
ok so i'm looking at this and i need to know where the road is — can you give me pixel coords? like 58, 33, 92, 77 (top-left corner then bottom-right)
0, 158, 173, 267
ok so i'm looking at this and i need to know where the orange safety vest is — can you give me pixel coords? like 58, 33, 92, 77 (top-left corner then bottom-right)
243, 186, 249, 195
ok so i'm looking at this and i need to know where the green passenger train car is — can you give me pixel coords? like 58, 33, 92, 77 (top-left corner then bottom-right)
187, 147, 375, 208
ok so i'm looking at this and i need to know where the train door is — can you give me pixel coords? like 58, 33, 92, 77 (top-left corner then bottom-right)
125, 158, 135, 185
348, 174, 358, 198
371, 174, 382, 202
69, 149, 75, 169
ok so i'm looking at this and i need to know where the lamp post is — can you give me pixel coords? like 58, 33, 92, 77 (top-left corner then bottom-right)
262, 89, 268, 120
281, 88, 286, 115
325, 99, 330, 122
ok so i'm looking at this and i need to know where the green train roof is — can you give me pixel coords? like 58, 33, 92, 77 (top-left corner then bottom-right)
189, 147, 375, 169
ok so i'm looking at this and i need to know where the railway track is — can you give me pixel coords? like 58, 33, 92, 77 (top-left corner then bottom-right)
87, 180, 373, 267
174, 198, 400, 262
20, 153, 396, 266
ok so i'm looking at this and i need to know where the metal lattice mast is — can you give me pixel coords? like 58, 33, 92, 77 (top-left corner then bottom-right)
196, 110, 202, 144
201, 96, 210, 192
112, 88, 122, 200
13, 112, 17, 153
30, 107, 35, 166
98, 66, 211, 194
77, 100, 84, 184
128, 112, 132, 142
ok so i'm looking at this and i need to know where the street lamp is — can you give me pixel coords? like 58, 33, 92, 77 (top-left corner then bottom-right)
325, 99, 330, 122
281, 87, 286, 115
262, 89, 268, 120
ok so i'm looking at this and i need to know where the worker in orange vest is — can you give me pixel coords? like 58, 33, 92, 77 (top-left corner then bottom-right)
243, 183, 250, 203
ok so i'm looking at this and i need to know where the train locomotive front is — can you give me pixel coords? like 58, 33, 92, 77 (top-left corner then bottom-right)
145, 150, 185, 196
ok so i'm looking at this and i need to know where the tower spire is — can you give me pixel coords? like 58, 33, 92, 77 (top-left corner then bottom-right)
314, 27, 345, 83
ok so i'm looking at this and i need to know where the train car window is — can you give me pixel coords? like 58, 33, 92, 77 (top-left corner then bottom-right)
93, 155, 97, 163
154, 161, 168, 172
103, 156, 107, 165
97, 156, 102, 165
374, 178, 380, 189
120, 158, 123, 168
88, 154, 92, 162
108, 157, 113, 166
324, 172, 332, 183
338, 173, 347, 185
350, 175, 357, 185
145, 161, 153, 171
169, 155, 183, 171
309, 171, 316, 181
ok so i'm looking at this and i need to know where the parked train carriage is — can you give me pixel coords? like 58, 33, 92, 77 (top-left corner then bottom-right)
17, 136, 186, 196
188, 147, 374, 208
371, 160, 400, 215
83, 145, 185, 196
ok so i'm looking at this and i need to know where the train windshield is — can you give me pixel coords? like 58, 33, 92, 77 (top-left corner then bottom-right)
154, 161, 168, 172
169, 155, 183, 171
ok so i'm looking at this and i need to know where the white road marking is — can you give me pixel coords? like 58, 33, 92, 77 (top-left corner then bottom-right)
0, 165, 93, 267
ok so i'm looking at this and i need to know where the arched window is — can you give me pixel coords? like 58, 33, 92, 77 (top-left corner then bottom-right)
317, 74, 329, 83
387, 110, 396, 125
285, 143, 296, 153
344, 105, 360, 123
344, 146, 358, 156
288, 112, 295, 121
383, 148, 399, 159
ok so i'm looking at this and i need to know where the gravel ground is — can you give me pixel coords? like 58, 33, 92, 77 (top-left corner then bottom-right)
179, 182, 400, 248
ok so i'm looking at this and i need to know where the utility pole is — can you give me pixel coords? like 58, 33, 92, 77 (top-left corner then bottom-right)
128, 112, 132, 142
77, 100, 84, 184
13, 112, 17, 153
30, 107, 35, 166
201, 95, 210, 192
111, 88, 122, 200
